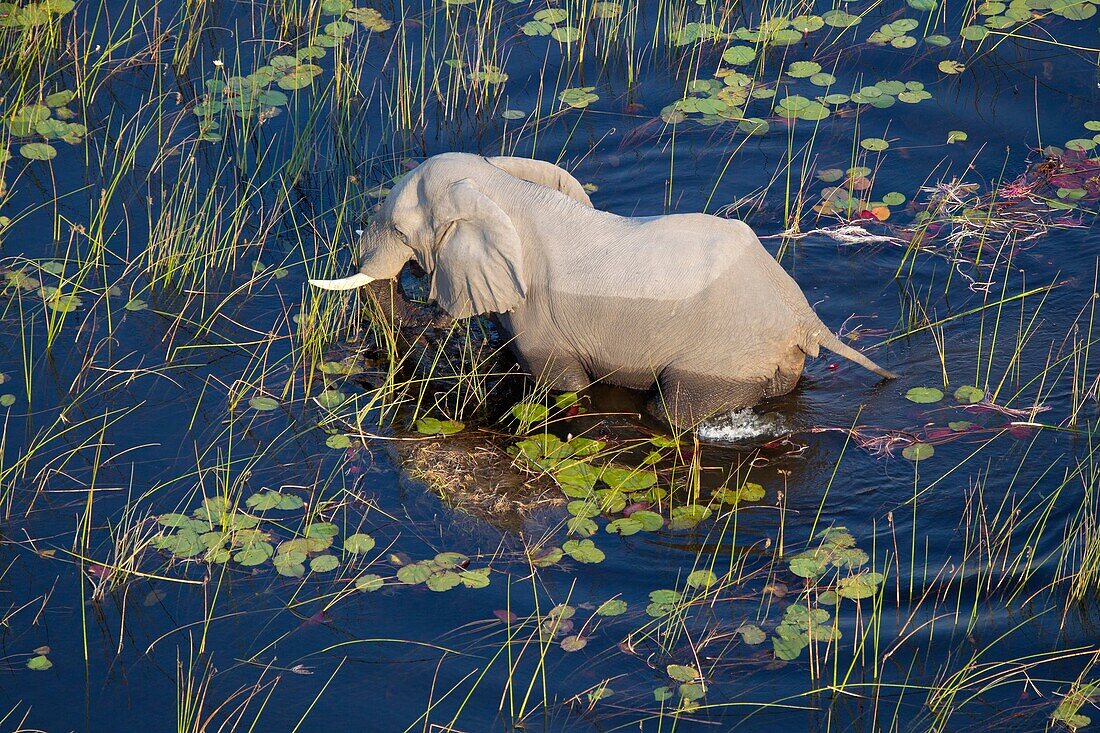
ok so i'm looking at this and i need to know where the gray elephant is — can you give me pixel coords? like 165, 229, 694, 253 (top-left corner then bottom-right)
311, 153, 897, 427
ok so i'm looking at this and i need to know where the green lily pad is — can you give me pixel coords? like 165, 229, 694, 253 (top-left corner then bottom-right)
562, 538, 605, 563
596, 598, 627, 616
344, 533, 376, 553
415, 417, 465, 435
310, 554, 339, 573
249, 396, 279, 411
326, 433, 351, 449
738, 624, 766, 644
355, 574, 384, 592
787, 60, 822, 78
666, 664, 699, 682
20, 142, 56, 160
534, 8, 567, 23
721, 45, 756, 65
551, 25, 580, 42
836, 571, 885, 599
27, 655, 52, 670
953, 385, 985, 403
686, 569, 718, 589
902, 442, 935, 461
860, 137, 890, 151
906, 386, 944, 403
426, 570, 462, 591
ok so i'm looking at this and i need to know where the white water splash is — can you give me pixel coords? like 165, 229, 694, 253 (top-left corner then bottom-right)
697, 409, 789, 443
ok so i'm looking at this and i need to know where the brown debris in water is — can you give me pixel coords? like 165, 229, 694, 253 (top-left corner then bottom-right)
395, 430, 564, 522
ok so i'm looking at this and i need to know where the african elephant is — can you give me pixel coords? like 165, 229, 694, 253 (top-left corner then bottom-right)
311, 153, 897, 427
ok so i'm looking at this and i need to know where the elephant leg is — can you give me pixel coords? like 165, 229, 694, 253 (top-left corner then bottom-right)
646, 367, 801, 430
514, 348, 591, 393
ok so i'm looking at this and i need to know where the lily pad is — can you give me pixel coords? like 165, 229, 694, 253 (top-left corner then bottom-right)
906, 386, 944, 403
20, 142, 56, 160
562, 538, 605, 563
953, 385, 985, 403
343, 533, 376, 553
902, 442, 935, 461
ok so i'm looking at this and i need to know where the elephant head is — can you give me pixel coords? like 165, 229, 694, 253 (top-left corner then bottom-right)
310, 153, 591, 318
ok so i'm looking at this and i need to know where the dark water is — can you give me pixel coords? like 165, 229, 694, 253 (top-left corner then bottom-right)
1, 0, 1099, 730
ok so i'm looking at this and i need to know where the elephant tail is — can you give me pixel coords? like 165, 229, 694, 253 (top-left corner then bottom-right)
815, 330, 899, 380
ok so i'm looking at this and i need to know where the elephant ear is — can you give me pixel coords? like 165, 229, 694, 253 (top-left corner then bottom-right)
487, 156, 593, 208
430, 179, 526, 318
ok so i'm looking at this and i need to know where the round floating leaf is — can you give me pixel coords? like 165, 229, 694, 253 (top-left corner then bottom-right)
426, 570, 462, 591
960, 25, 988, 40
953, 385, 985, 403
397, 562, 434, 584
809, 72, 836, 86
560, 635, 587, 652
721, 45, 756, 65
325, 20, 355, 37
551, 25, 580, 42
27, 655, 52, 671
882, 192, 906, 206
344, 533, 376, 554
562, 538, 605, 563
1066, 138, 1097, 152
738, 117, 769, 135
20, 142, 56, 160
631, 510, 664, 531
836, 571, 885, 599
686, 569, 718, 589
738, 624, 766, 644
949, 420, 976, 431
822, 9, 861, 26
902, 442, 935, 461
310, 554, 339, 573
596, 598, 627, 616
326, 433, 351, 449
790, 14, 824, 31
511, 402, 549, 425
666, 664, 699, 682
906, 386, 944, 403
522, 19, 552, 35
606, 516, 643, 536
925, 34, 952, 45
249, 396, 279, 411
320, 0, 351, 12
860, 137, 890, 151
273, 553, 305, 577
277, 72, 315, 90
534, 8, 568, 23
45, 90, 74, 107
315, 389, 346, 409
947, 130, 968, 143
787, 60, 822, 78
501, 109, 525, 119
459, 568, 490, 588
938, 59, 965, 74
355, 574, 384, 592
653, 686, 674, 702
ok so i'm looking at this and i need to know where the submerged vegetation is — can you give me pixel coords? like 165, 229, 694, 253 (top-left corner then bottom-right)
0, 0, 1098, 730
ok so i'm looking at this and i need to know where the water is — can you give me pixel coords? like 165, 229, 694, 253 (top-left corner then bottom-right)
1, 0, 1099, 730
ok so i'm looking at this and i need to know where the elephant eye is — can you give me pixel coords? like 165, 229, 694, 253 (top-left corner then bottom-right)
392, 225, 408, 244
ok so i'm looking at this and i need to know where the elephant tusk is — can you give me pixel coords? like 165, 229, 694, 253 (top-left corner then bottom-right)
308, 273, 375, 290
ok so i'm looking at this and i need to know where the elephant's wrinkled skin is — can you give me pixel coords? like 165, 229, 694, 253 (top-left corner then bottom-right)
311, 153, 897, 427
